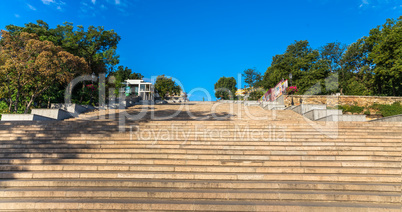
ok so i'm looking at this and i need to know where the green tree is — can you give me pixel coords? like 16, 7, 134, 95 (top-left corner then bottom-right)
54, 22, 120, 76
242, 68, 262, 88
214, 76, 236, 100
0, 30, 88, 113
154, 75, 181, 100
368, 17, 402, 96
320, 42, 346, 73
5, 20, 120, 76
129, 72, 143, 80
4, 20, 122, 104
261, 40, 330, 94
108, 65, 143, 95
248, 90, 264, 100
341, 38, 375, 95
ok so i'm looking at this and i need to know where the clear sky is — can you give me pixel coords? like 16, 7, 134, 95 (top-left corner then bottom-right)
1, 0, 401, 100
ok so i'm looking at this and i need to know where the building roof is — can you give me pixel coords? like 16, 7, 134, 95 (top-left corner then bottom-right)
125, 79, 152, 85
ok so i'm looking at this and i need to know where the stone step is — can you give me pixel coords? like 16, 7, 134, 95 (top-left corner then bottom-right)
141, 123, 400, 127
2, 179, 399, 192
7, 127, 395, 132
0, 148, 399, 156
0, 164, 399, 175
1, 135, 401, 142
1, 144, 399, 152
0, 142, 399, 149
0, 103, 400, 211
0, 171, 399, 183
1, 140, 401, 146
1, 127, 400, 135
0, 158, 399, 168
0, 153, 399, 161
1, 124, 400, 130
0, 198, 399, 211
0, 149, 400, 157
2, 120, 401, 127
0, 187, 399, 203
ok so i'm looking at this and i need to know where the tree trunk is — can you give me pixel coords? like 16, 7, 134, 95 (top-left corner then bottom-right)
47, 97, 51, 109
80, 82, 86, 104
377, 81, 382, 95
14, 74, 22, 112
14, 89, 20, 112
8, 99, 13, 113
24, 95, 35, 114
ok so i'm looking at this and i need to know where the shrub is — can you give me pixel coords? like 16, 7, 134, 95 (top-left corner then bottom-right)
335, 104, 364, 114
364, 110, 371, 115
349, 105, 364, 114
0, 101, 10, 120
248, 90, 265, 101
286, 86, 298, 95
378, 102, 402, 117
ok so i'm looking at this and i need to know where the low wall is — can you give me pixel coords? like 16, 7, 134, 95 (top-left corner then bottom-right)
283, 95, 402, 107
369, 114, 402, 122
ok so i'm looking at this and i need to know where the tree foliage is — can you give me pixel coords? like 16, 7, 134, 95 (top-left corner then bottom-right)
214, 76, 237, 100
5, 20, 121, 76
368, 17, 402, 96
108, 66, 144, 95
242, 68, 262, 88
0, 20, 138, 109
0, 30, 88, 113
248, 90, 264, 100
154, 75, 181, 100
261, 40, 330, 95
260, 16, 402, 97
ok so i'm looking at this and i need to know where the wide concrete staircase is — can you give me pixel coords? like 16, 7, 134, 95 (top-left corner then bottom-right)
0, 103, 401, 211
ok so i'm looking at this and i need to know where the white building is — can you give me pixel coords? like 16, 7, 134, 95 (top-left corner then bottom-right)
124, 79, 154, 100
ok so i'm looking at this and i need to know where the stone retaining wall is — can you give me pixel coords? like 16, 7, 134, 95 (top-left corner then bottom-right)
283, 95, 402, 107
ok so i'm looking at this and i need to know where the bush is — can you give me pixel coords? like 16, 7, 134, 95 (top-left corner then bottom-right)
367, 102, 402, 117
286, 86, 298, 95
0, 101, 10, 120
336, 105, 364, 114
248, 90, 265, 101
349, 105, 364, 114
363, 110, 371, 115
378, 102, 402, 117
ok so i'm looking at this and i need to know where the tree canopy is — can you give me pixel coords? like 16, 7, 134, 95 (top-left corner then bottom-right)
5, 20, 121, 76
154, 75, 181, 100
259, 15, 402, 97
0, 20, 140, 112
0, 30, 88, 113
242, 68, 262, 88
214, 76, 237, 100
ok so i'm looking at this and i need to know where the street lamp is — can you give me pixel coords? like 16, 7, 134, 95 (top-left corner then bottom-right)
91, 72, 96, 82
289, 73, 292, 86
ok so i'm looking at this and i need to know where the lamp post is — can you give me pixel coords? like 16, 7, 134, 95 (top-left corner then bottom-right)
289, 73, 292, 86
289, 73, 294, 106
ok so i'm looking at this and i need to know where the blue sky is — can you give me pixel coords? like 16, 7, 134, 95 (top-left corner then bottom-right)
1, 0, 401, 101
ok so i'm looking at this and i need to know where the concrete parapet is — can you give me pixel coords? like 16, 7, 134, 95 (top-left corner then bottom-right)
51, 104, 87, 116
31, 109, 73, 120
0, 114, 55, 121
303, 109, 342, 121
316, 114, 366, 122
292, 104, 326, 114
369, 114, 402, 122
